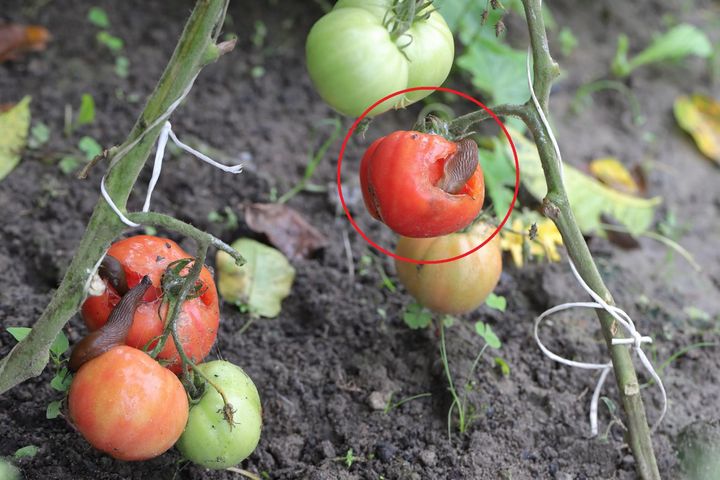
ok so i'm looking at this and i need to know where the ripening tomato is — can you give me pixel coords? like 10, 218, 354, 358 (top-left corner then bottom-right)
68, 346, 189, 461
360, 131, 485, 238
175, 361, 262, 469
395, 222, 502, 314
82, 235, 219, 373
306, 0, 454, 117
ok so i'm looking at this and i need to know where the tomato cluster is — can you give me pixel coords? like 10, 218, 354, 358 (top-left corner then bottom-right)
67, 235, 262, 467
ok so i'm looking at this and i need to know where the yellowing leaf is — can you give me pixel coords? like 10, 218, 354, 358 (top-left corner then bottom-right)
216, 238, 295, 318
589, 157, 639, 194
500, 212, 563, 267
674, 94, 720, 163
0, 96, 31, 181
504, 128, 661, 235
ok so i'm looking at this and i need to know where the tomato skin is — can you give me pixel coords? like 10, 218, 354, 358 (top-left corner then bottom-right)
395, 223, 502, 314
306, 1, 454, 117
68, 346, 189, 461
360, 131, 485, 238
176, 361, 262, 469
81, 235, 219, 373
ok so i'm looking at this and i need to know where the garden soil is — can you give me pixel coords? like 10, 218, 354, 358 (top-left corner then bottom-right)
1, 1, 719, 479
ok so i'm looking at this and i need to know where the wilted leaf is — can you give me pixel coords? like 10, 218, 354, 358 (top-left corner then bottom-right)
0, 96, 31, 181
216, 238, 295, 318
500, 212, 563, 267
504, 128, 661, 235
0, 24, 50, 62
674, 94, 720, 163
244, 203, 328, 260
589, 157, 640, 194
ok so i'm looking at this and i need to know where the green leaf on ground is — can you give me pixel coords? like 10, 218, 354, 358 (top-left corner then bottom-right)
475, 321, 501, 349
403, 302, 433, 330
78, 136, 102, 161
14, 445, 39, 459
485, 293, 507, 312
46, 401, 62, 419
28, 121, 50, 149
6, 327, 31, 342
503, 128, 661, 235
76, 94, 96, 127
216, 238, 295, 318
87, 7, 110, 28
0, 96, 31, 181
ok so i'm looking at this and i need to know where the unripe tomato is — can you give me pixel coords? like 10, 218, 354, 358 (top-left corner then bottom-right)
176, 361, 262, 469
395, 222, 502, 314
360, 131, 485, 238
306, 0, 454, 117
68, 346, 189, 461
82, 235, 219, 373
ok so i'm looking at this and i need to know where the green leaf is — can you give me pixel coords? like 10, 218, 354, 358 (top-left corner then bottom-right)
28, 121, 50, 149
503, 128, 661, 235
96, 31, 123, 52
115, 56, 130, 78
456, 36, 529, 105
50, 368, 72, 392
403, 302, 433, 330
0, 96, 31, 181
46, 400, 62, 419
442, 315, 456, 328
485, 293, 507, 312
76, 94, 95, 127
475, 321, 501, 349
14, 445, 39, 459
78, 136, 102, 161
479, 145, 515, 217
613, 24, 712, 77
58, 156, 80, 175
6, 327, 31, 342
559, 27, 578, 57
600, 396, 618, 415
216, 238, 295, 318
50, 331, 69, 357
87, 7, 110, 28
494, 357, 511, 377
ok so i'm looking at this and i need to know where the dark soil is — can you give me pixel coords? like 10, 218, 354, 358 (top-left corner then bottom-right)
1, 1, 719, 479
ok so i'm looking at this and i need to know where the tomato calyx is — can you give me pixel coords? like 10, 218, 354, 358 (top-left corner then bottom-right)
385, 0, 436, 43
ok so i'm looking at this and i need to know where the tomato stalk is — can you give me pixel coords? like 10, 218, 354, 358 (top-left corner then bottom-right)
0, 0, 240, 395
446, 1, 661, 477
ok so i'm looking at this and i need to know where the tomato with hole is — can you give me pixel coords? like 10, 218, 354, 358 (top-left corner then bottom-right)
82, 235, 219, 373
68, 346, 189, 461
175, 361, 262, 469
395, 222, 502, 314
360, 131, 484, 238
306, 0, 454, 117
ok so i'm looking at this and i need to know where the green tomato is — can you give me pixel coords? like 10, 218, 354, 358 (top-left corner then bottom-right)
175, 361, 262, 469
306, 0, 454, 117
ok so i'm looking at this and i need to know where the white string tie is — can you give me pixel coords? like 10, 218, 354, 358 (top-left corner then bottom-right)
526, 48, 667, 436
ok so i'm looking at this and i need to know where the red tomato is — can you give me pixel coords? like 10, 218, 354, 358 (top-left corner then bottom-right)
360, 131, 485, 238
82, 235, 219, 373
68, 346, 189, 461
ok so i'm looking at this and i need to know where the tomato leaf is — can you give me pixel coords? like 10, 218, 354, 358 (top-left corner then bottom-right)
612, 24, 712, 77
46, 400, 62, 419
13, 445, 39, 459
485, 293, 507, 312
244, 203, 327, 260
216, 238, 295, 318
403, 302, 433, 330
503, 128, 661, 235
475, 321, 501, 349
674, 94, 720, 164
6, 327, 31, 342
50, 368, 72, 392
479, 146, 516, 218
0, 96, 31, 181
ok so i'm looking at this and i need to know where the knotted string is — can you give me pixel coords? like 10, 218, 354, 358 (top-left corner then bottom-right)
526, 48, 666, 436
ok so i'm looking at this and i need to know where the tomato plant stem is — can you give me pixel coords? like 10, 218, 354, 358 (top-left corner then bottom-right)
519, 1, 661, 477
0, 0, 233, 395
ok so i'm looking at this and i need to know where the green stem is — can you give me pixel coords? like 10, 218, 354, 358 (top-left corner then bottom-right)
0, 0, 231, 395
449, 104, 529, 136
520, 1, 660, 477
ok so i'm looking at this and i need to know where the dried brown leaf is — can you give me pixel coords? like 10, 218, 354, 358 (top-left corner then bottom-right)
0, 24, 50, 63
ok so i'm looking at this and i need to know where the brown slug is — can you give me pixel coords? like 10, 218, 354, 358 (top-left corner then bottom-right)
98, 254, 129, 295
69, 275, 152, 371
436, 138, 479, 195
